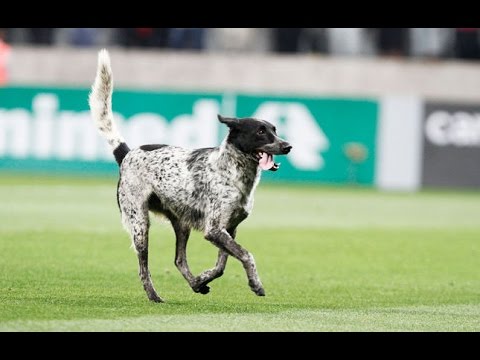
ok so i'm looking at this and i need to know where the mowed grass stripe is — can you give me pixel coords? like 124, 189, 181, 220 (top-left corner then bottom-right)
3, 182, 480, 231
2, 305, 479, 332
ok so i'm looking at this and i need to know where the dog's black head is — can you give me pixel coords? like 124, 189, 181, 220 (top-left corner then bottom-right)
218, 114, 292, 171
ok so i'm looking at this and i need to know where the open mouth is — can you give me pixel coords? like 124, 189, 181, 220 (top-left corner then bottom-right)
256, 151, 280, 172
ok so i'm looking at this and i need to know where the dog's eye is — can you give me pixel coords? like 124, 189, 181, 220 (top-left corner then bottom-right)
257, 128, 266, 135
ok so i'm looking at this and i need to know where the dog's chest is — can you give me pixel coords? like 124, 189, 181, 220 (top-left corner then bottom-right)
191, 155, 260, 215
223, 164, 260, 213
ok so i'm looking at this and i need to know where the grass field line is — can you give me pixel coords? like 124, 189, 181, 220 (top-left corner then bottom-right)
1, 304, 479, 332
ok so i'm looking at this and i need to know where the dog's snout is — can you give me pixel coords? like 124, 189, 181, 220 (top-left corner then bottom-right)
281, 143, 292, 154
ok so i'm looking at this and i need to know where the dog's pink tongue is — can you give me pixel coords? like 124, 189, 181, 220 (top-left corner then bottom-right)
259, 152, 274, 170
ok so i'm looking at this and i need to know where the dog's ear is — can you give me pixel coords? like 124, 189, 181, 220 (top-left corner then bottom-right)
217, 114, 239, 128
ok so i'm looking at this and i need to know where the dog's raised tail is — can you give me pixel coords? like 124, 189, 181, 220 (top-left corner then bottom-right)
89, 49, 130, 166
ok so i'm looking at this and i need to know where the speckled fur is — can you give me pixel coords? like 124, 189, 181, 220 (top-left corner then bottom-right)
89, 50, 291, 302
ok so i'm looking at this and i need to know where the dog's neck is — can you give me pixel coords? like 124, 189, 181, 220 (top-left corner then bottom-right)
216, 137, 261, 192
218, 136, 257, 166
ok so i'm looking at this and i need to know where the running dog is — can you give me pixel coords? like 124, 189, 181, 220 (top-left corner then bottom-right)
89, 49, 292, 302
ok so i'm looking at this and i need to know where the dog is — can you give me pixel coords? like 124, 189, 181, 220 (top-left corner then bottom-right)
89, 49, 292, 302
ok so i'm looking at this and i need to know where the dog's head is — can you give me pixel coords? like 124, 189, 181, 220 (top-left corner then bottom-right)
218, 114, 292, 171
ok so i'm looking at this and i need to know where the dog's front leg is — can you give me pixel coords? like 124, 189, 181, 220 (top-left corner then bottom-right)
192, 249, 229, 294
192, 226, 238, 291
205, 228, 265, 296
171, 216, 227, 295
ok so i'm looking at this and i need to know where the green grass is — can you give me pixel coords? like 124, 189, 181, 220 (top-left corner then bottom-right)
1, 174, 479, 331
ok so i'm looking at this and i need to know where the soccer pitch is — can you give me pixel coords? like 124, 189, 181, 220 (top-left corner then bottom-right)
0, 174, 479, 331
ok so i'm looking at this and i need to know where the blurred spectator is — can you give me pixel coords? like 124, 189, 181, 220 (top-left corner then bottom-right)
326, 28, 376, 56
454, 28, 480, 60
273, 28, 302, 53
53, 28, 113, 48
409, 28, 452, 59
0, 29, 12, 85
205, 28, 268, 53
6, 27, 480, 64
167, 28, 205, 50
69, 28, 98, 47
299, 28, 328, 54
377, 28, 409, 57
27, 28, 54, 45
117, 28, 168, 48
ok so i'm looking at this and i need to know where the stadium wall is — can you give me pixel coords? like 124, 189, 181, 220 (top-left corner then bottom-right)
2, 47, 480, 190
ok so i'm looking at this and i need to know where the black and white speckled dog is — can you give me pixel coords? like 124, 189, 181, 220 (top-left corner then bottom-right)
89, 49, 292, 302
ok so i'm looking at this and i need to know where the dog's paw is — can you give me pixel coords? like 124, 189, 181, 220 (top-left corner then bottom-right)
253, 287, 266, 296
198, 285, 210, 295
249, 280, 265, 296
255, 289, 266, 296
148, 293, 165, 303
193, 284, 210, 295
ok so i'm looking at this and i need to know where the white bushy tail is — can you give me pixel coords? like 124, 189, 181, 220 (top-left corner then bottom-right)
89, 49, 125, 150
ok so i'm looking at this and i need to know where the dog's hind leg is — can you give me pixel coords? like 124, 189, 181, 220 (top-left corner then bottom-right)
205, 227, 265, 296
119, 188, 163, 303
170, 218, 197, 288
133, 221, 163, 303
